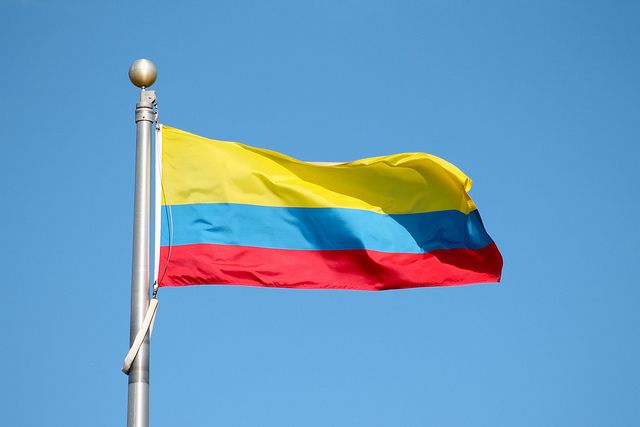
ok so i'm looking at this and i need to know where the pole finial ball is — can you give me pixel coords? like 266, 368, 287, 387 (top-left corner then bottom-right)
129, 59, 157, 88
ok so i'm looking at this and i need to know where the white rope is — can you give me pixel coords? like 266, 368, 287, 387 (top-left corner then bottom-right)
122, 298, 159, 375
153, 123, 162, 285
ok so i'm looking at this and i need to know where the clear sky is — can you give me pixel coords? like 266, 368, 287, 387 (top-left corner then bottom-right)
2, 1, 639, 426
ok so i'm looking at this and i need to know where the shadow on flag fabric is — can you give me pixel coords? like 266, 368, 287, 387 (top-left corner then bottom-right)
155, 125, 502, 291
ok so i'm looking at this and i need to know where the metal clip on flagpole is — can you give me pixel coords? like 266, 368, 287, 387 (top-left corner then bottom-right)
125, 58, 158, 427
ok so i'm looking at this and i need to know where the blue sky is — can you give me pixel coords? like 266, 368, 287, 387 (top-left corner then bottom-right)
2, 1, 639, 425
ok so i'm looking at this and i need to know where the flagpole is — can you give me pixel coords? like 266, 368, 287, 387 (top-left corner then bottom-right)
127, 59, 157, 427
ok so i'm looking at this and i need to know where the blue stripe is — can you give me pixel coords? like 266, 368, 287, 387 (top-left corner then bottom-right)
161, 203, 493, 254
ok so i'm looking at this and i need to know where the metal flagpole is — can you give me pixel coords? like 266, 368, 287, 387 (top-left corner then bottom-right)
127, 59, 158, 427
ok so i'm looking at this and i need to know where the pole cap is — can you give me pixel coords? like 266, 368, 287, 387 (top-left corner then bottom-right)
129, 59, 157, 88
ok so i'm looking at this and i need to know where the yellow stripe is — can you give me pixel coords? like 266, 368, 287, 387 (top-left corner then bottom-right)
161, 126, 477, 214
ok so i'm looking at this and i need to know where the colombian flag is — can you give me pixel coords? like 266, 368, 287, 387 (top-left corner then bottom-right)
156, 126, 502, 291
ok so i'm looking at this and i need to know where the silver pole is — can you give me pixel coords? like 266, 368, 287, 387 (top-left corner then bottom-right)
127, 59, 157, 427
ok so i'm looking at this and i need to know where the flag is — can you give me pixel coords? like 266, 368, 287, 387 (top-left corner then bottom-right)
156, 125, 502, 291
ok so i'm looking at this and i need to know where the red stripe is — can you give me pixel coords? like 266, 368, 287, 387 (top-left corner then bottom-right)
158, 243, 502, 291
